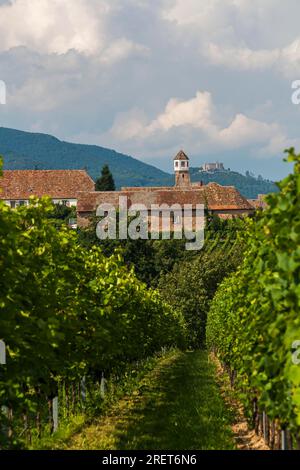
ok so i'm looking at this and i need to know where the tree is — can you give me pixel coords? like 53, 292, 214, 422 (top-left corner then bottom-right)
95, 165, 116, 191
157, 218, 244, 348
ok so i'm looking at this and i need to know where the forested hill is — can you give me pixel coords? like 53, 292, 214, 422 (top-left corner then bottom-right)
190, 167, 278, 199
0, 127, 278, 198
0, 127, 171, 188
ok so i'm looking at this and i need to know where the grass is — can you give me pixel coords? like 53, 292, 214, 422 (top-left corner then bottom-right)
59, 350, 235, 450
30, 414, 86, 450
31, 351, 171, 450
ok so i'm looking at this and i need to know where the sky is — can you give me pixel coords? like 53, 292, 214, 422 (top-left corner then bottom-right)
0, 0, 300, 179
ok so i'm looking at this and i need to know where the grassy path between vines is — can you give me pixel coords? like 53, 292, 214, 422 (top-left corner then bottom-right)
61, 351, 235, 450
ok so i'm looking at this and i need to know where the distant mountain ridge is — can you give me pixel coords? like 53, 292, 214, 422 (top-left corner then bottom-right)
190, 167, 278, 200
0, 127, 171, 188
0, 127, 278, 198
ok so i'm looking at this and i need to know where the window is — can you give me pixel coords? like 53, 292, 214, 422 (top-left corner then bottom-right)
62, 200, 70, 207
181, 161, 185, 167
175, 161, 179, 167
10, 200, 28, 208
171, 213, 181, 225
68, 218, 77, 230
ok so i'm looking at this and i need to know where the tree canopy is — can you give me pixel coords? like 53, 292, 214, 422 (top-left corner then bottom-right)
95, 164, 116, 191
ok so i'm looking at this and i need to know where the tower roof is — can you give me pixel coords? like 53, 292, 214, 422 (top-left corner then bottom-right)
173, 150, 189, 161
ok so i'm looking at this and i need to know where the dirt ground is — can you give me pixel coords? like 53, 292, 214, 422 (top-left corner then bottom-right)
211, 355, 270, 451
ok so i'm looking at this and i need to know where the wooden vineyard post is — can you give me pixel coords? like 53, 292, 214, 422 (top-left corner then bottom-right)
7, 407, 13, 440
0, 340, 6, 365
36, 410, 42, 439
65, 382, 70, 417
287, 430, 293, 450
100, 372, 106, 399
258, 412, 263, 437
276, 423, 281, 450
22, 413, 32, 445
81, 376, 86, 405
262, 412, 268, 444
281, 429, 287, 451
77, 382, 81, 404
52, 397, 59, 433
252, 398, 259, 433
269, 420, 276, 449
72, 383, 76, 413
48, 399, 54, 434
1, 406, 9, 443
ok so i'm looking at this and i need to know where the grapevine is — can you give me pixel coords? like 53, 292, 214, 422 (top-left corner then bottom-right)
207, 148, 300, 434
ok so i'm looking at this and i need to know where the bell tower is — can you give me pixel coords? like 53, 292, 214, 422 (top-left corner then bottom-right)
174, 150, 190, 187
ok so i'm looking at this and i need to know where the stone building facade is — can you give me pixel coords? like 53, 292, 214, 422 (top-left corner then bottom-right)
0, 151, 255, 228
77, 151, 254, 227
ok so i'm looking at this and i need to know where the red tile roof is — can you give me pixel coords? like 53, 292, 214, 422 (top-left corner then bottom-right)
77, 183, 253, 213
0, 170, 95, 200
247, 194, 268, 209
204, 183, 253, 210
174, 150, 189, 161
0, 168, 253, 216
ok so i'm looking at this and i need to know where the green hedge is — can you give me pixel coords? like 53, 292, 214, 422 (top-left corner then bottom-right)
207, 148, 300, 432
0, 187, 186, 444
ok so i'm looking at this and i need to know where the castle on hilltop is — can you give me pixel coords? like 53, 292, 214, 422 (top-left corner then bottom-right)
201, 162, 225, 172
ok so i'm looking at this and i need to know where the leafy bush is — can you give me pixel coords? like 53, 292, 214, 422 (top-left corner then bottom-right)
207, 149, 300, 432
0, 177, 186, 445
158, 219, 243, 348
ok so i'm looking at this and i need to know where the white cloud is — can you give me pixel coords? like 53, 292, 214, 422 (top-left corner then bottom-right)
98, 38, 149, 65
260, 134, 300, 157
163, 0, 295, 40
204, 39, 300, 77
103, 90, 289, 159
147, 91, 217, 135
163, 0, 300, 78
0, 0, 107, 54
105, 92, 217, 144
205, 44, 280, 71
163, 0, 234, 28
1, 0, 300, 178
0, 0, 147, 62
109, 108, 148, 141
219, 114, 281, 148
